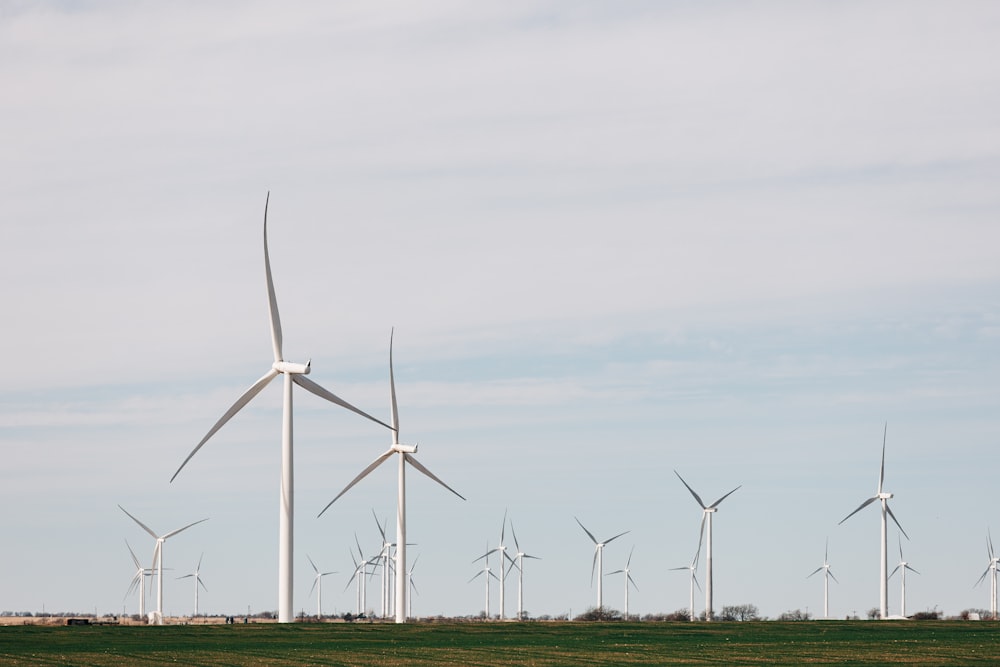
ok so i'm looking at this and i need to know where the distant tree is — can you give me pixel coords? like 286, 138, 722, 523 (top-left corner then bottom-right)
777, 609, 811, 621
720, 604, 760, 621
960, 608, 992, 621
910, 610, 941, 620
574, 607, 623, 621
867, 607, 880, 620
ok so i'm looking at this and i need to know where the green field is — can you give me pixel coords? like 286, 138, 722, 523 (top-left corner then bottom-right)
1, 621, 999, 666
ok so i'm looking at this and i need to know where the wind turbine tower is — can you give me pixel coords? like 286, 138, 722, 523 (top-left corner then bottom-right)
674, 471, 741, 622
575, 517, 629, 611
319, 330, 465, 623
975, 530, 999, 619
606, 546, 638, 620
806, 539, 839, 619
177, 553, 208, 618
889, 538, 919, 618
838, 424, 908, 620
509, 521, 540, 620
170, 194, 393, 623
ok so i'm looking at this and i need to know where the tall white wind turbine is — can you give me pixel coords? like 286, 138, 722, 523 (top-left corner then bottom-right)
575, 517, 629, 611
674, 470, 741, 622
669, 548, 701, 622
176, 553, 208, 618
119, 505, 208, 625
889, 538, 919, 618
170, 193, 392, 623
606, 546, 638, 620
307, 555, 336, 618
806, 539, 839, 619
838, 424, 907, 620
319, 330, 465, 623
975, 530, 999, 619
508, 521, 540, 621
406, 555, 419, 619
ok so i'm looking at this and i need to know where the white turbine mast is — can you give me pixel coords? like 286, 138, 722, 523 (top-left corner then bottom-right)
176, 553, 208, 618
606, 546, 638, 620
318, 329, 465, 623
119, 505, 208, 625
806, 538, 839, 619
838, 423, 908, 621
407, 555, 419, 619
170, 193, 393, 623
307, 554, 336, 618
575, 517, 629, 612
674, 470, 741, 622
975, 530, 999, 620
888, 537, 919, 618
508, 520, 540, 621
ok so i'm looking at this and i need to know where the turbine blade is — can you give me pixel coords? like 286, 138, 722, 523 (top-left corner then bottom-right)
293, 374, 394, 431
889, 565, 900, 578
500, 508, 508, 545
317, 450, 394, 517
373, 509, 387, 541
489, 569, 500, 582
118, 506, 158, 539
709, 485, 742, 509
308, 555, 319, 574
575, 517, 598, 545
828, 569, 839, 584
263, 192, 283, 364
607, 569, 624, 575
404, 453, 466, 500
886, 504, 909, 540
162, 517, 209, 540
603, 530, 630, 545
389, 328, 399, 437
975, 567, 991, 587
171, 369, 279, 482
511, 522, 521, 552
591, 548, 598, 586
628, 573, 638, 590
878, 422, 887, 494
198, 578, 208, 592
126, 539, 142, 569
309, 577, 318, 597
839, 496, 878, 524
907, 565, 920, 575
625, 546, 634, 568
807, 566, 824, 579
468, 570, 484, 584
695, 514, 706, 567
693, 572, 702, 592
674, 470, 706, 509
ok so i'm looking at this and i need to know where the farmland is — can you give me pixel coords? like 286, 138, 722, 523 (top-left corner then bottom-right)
1, 621, 999, 666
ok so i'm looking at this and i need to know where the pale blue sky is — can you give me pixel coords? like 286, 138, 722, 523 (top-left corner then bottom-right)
2, 1, 999, 620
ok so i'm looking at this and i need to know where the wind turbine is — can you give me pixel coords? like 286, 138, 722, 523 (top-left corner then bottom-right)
307, 555, 336, 618
469, 542, 500, 618
674, 470, 741, 622
838, 423, 907, 620
575, 517, 629, 611
170, 193, 392, 623
806, 539, 839, 619
669, 548, 701, 622
406, 555, 419, 619
124, 540, 152, 618
176, 553, 208, 618
119, 505, 208, 625
606, 546, 638, 620
975, 530, 999, 619
508, 520, 540, 620
889, 537, 919, 618
474, 511, 517, 620
318, 330, 465, 623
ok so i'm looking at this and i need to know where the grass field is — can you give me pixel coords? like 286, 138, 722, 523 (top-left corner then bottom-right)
1, 621, 999, 666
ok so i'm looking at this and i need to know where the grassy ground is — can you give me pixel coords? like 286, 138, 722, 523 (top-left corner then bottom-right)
0, 621, 998, 666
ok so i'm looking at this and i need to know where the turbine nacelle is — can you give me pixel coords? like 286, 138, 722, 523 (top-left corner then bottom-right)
391, 443, 418, 454
878, 492, 893, 500
273, 360, 311, 375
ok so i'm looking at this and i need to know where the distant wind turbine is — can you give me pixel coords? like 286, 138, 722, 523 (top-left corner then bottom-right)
319, 330, 464, 623
669, 547, 701, 622
508, 521, 540, 620
974, 530, 999, 620
124, 540, 152, 619
889, 537, 919, 618
170, 193, 393, 623
406, 555, 419, 619
469, 542, 500, 618
119, 505, 208, 625
606, 546, 638, 620
176, 553, 208, 618
838, 423, 908, 620
474, 511, 517, 620
307, 555, 336, 618
806, 539, 839, 619
674, 470, 741, 622
575, 517, 629, 611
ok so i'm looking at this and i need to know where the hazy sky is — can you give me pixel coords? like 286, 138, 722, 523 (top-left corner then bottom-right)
3, 1, 999, 620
